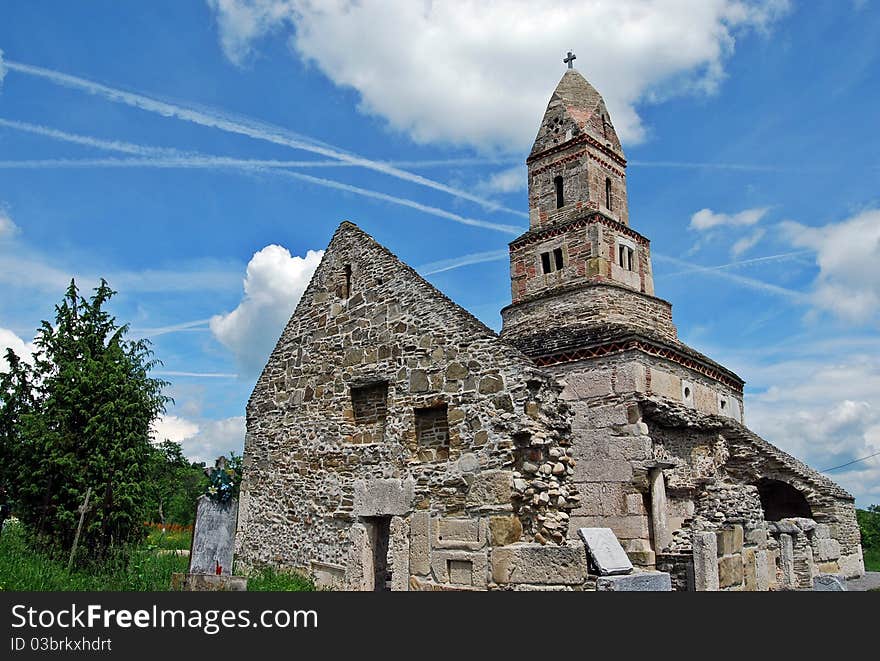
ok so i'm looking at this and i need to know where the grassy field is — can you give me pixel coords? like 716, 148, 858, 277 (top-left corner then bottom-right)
0, 520, 314, 591
863, 548, 880, 573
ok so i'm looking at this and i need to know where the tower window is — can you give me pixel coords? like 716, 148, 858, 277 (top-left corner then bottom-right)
339, 264, 353, 298
541, 252, 552, 274
553, 247, 564, 270
554, 175, 564, 209
605, 178, 613, 211
617, 244, 635, 271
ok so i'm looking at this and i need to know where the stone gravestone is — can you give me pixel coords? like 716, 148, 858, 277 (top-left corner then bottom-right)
578, 527, 633, 575
190, 495, 238, 575
172, 456, 247, 591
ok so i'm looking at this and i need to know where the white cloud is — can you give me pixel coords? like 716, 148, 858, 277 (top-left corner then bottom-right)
151, 414, 246, 464
206, 0, 789, 151
0, 48, 6, 89
730, 227, 766, 257
0, 208, 19, 240
476, 166, 527, 196
782, 209, 880, 322
742, 349, 880, 506
689, 206, 770, 231
210, 244, 323, 375
0, 327, 35, 371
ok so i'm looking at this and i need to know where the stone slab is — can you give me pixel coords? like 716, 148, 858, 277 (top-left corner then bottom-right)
172, 573, 247, 591
577, 527, 633, 576
491, 542, 587, 585
813, 574, 847, 591
189, 495, 238, 575
693, 531, 719, 591
596, 571, 672, 591
353, 478, 414, 516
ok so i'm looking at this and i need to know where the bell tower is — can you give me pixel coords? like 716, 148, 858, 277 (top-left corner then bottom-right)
501, 62, 671, 345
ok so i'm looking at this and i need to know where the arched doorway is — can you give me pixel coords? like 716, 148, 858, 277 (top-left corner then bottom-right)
756, 479, 812, 521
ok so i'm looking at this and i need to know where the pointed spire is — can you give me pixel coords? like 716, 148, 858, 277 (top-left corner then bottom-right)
530, 69, 623, 158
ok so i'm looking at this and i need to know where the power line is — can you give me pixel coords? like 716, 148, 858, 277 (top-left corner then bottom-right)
821, 450, 880, 473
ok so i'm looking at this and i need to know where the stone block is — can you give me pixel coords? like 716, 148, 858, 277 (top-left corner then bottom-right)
718, 555, 744, 589
812, 538, 841, 562
613, 362, 647, 394
813, 523, 831, 540
755, 550, 771, 592
693, 531, 719, 591
743, 548, 757, 591
577, 527, 633, 575
816, 561, 841, 575
838, 548, 865, 579
813, 574, 847, 591
570, 482, 625, 516
466, 469, 513, 507
625, 492, 646, 515
430, 549, 488, 588
596, 571, 672, 591
745, 527, 767, 546
573, 460, 633, 483
649, 369, 681, 401
568, 515, 649, 541
491, 542, 587, 585
310, 560, 345, 590
434, 516, 487, 550
779, 533, 796, 589
489, 515, 523, 546
389, 515, 410, 591
353, 478, 414, 516
409, 511, 431, 575
560, 370, 613, 399
716, 525, 743, 556
172, 573, 248, 591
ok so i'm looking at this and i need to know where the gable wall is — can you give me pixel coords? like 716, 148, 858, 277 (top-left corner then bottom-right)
235, 225, 579, 588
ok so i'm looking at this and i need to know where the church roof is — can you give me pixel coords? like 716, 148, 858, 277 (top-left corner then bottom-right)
530, 69, 624, 159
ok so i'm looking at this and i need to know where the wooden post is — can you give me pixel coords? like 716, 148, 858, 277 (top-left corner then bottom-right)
68, 486, 92, 572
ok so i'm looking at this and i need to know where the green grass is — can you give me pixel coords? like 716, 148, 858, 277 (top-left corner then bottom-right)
0, 519, 189, 591
863, 547, 880, 573
146, 526, 192, 550
244, 566, 316, 592
1, 519, 314, 591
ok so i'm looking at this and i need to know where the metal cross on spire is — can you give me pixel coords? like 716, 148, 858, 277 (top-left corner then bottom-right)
564, 51, 576, 69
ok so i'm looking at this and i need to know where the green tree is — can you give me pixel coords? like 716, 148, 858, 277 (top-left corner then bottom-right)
0, 279, 171, 557
144, 440, 206, 526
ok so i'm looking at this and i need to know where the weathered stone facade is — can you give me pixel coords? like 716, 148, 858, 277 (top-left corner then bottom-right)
236, 67, 862, 590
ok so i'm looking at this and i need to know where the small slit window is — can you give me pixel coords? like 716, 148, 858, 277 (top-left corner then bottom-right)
617, 244, 635, 272
553, 247, 564, 270
541, 252, 552, 274
605, 178, 613, 211
554, 175, 565, 209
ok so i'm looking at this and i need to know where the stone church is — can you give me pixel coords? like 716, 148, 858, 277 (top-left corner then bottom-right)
234, 65, 864, 590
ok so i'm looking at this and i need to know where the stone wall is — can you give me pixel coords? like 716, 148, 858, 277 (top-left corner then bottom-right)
502, 281, 677, 342
236, 223, 583, 589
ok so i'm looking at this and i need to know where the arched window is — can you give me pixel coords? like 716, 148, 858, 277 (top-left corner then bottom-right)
605, 178, 613, 211
554, 176, 564, 209
756, 479, 812, 521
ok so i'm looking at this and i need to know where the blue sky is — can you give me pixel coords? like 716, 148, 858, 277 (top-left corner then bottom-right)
1, 1, 878, 505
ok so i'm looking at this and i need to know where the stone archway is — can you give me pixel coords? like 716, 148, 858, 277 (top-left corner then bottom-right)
756, 478, 812, 521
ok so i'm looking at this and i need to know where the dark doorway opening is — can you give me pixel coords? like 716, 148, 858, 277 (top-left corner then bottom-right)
364, 516, 391, 591
756, 479, 812, 521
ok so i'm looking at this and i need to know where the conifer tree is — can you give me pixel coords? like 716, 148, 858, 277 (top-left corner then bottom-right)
0, 279, 170, 556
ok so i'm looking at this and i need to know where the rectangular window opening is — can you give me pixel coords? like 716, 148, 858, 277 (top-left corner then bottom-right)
415, 404, 450, 448
351, 382, 389, 440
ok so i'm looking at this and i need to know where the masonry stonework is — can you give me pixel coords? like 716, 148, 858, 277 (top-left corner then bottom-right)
236, 66, 862, 590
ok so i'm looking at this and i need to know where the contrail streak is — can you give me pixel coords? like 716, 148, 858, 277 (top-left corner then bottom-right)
418, 249, 509, 275
653, 253, 809, 301
3, 59, 527, 217
0, 118, 514, 169
0, 156, 522, 234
